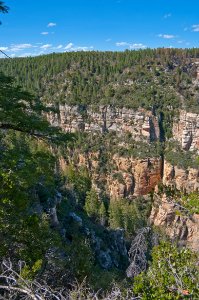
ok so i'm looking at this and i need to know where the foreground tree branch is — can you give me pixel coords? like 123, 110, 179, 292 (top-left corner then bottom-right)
0, 260, 141, 300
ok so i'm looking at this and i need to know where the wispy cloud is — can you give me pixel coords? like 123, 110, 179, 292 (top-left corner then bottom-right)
116, 42, 129, 47
130, 43, 146, 49
41, 32, 49, 35
47, 22, 56, 27
65, 42, 74, 50
0, 46, 8, 51
158, 34, 176, 39
0, 42, 94, 58
164, 13, 172, 19
64, 42, 94, 51
40, 44, 52, 49
55, 45, 63, 49
116, 42, 146, 49
74, 46, 94, 51
192, 24, 199, 32
9, 44, 35, 52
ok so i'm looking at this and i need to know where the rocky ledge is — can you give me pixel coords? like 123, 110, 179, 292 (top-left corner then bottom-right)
150, 194, 199, 252
47, 105, 160, 142
173, 110, 199, 152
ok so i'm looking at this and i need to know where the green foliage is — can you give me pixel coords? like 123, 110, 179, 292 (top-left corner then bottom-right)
1, 49, 199, 113
20, 259, 43, 280
181, 192, 199, 214
63, 164, 91, 205
165, 146, 199, 170
109, 197, 151, 237
133, 241, 199, 299
84, 189, 100, 219
0, 1, 8, 24
0, 73, 67, 267
65, 236, 94, 281
0, 72, 72, 144
99, 201, 107, 225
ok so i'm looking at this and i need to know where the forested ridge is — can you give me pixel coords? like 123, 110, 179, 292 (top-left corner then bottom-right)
0, 48, 199, 112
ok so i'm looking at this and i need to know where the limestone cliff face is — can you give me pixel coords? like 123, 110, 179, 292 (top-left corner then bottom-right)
60, 153, 162, 198
108, 155, 162, 198
172, 110, 199, 152
150, 194, 199, 251
48, 104, 199, 151
48, 105, 160, 142
163, 160, 199, 193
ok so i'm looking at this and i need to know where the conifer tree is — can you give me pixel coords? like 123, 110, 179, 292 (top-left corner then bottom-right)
99, 202, 107, 226
84, 189, 100, 219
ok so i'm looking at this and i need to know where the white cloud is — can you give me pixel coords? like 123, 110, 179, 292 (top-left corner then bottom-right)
116, 42, 129, 47
73, 46, 94, 51
158, 34, 175, 39
55, 45, 63, 49
106, 38, 111, 42
47, 22, 56, 27
9, 43, 35, 52
116, 42, 146, 49
64, 43, 94, 51
40, 44, 52, 49
1, 42, 94, 58
130, 43, 146, 49
41, 31, 49, 35
192, 24, 199, 32
164, 13, 171, 19
0, 46, 8, 51
65, 42, 74, 50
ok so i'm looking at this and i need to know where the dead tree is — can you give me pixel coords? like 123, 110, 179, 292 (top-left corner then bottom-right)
0, 259, 141, 300
126, 227, 151, 278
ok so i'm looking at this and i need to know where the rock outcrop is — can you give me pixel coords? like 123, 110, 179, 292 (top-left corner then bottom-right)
48, 105, 160, 142
150, 194, 199, 251
60, 153, 162, 198
172, 110, 199, 152
163, 160, 199, 193
108, 156, 162, 198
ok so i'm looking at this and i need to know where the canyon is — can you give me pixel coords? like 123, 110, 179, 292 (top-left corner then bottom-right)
50, 105, 199, 196
53, 105, 199, 251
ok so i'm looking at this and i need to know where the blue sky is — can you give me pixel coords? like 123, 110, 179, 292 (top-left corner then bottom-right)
0, 0, 199, 57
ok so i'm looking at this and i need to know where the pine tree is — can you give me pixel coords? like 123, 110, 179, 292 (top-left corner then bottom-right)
99, 202, 107, 226
84, 189, 100, 219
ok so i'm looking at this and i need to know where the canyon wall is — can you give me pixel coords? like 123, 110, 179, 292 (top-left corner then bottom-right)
56, 105, 199, 250
48, 105, 160, 142
163, 161, 199, 193
150, 194, 199, 251
54, 105, 199, 196
48, 105, 199, 152
172, 110, 199, 152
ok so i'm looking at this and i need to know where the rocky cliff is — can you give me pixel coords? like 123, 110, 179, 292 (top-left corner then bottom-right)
48, 105, 199, 152
56, 105, 199, 251
60, 153, 162, 199
108, 155, 162, 198
163, 160, 199, 193
150, 194, 199, 251
48, 105, 160, 142
61, 151, 199, 199
172, 110, 199, 152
